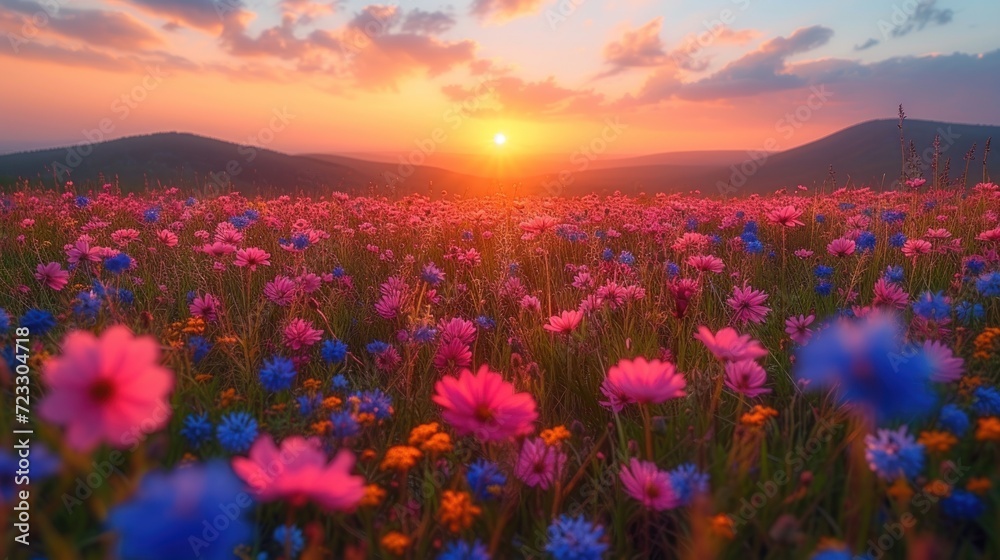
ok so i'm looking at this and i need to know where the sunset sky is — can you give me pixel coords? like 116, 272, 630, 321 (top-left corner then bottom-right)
1, 0, 998, 157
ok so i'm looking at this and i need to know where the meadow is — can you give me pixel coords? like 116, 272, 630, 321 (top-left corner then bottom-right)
1, 181, 999, 559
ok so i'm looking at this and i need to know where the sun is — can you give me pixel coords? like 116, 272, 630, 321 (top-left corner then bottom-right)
493, 132, 507, 146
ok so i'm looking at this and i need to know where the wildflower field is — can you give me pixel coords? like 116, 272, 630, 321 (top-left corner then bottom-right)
2, 182, 1000, 560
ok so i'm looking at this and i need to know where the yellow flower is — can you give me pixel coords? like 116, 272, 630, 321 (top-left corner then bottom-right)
409, 423, 441, 446
540, 425, 571, 446
923, 479, 951, 498
360, 484, 387, 507
975, 417, 1000, 442
966, 477, 992, 495
438, 490, 481, 533
918, 430, 958, 453
421, 432, 453, 454
380, 446, 422, 472
380, 532, 411, 556
709, 514, 735, 539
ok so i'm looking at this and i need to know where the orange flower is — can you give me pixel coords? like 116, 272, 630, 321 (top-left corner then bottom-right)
438, 490, 481, 533
421, 432, 453, 454
217, 388, 241, 408
887, 478, 914, 503
740, 405, 779, 427
195, 373, 213, 383
923, 479, 951, 497
409, 423, 441, 446
302, 378, 323, 391
380, 532, 411, 556
322, 396, 343, 410
709, 514, 735, 539
918, 430, 958, 453
311, 420, 332, 436
966, 477, 992, 495
361, 484, 387, 507
960, 375, 985, 398
540, 425, 572, 446
975, 417, 1000, 442
380, 446, 422, 471
361, 449, 377, 462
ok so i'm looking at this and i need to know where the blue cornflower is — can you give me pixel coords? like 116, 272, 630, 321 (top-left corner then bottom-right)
413, 326, 438, 344
107, 461, 253, 560
665, 261, 680, 278
889, 232, 907, 248
618, 251, 635, 266
594, 229, 606, 240
332, 266, 346, 278
462, 230, 474, 241
972, 386, 1000, 416
0, 308, 9, 333
735, 210, 745, 219
422, 263, 446, 286
883, 266, 904, 284
180, 413, 213, 448
189, 336, 212, 363
880, 209, 905, 224
508, 262, 520, 275
795, 313, 936, 422
20, 308, 56, 335
291, 233, 310, 250
273, 525, 305, 557
185, 197, 196, 206
75, 196, 90, 207
437, 540, 489, 560
923, 200, 937, 211
466, 459, 506, 500
354, 389, 393, 420
73, 291, 101, 322
814, 265, 834, 279
856, 231, 876, 253
955, 301, 984, 325
329, 410, 360, 438
103, 253, 132, 275
116, 288, 134, 305
216, 412, 259, 453
366, 340, 390, 355
601, 247, 614, 261
296, 394, 323, 416
739, 231, 759, 244
815, 281, 834, 296
941, 490, 985, 520
745, 240, 764, 254
321, 339, 348, 364
330, 374, 349, 390
964, 258, 986, 275
976, 272, 1000, 297
259, 356, 296, 392
864, 426, 925, 481
229, 216, 250, 229
809, 546, 852, 560
743, 221, 758, 235
685, 217, 699, 231
938, 404, 970, 436
912, 291, 950, 320
475, 316, 495, 330
838, 202, 855, 211
815, 214, 826, 224
668, 463, 709, 506
545, 515, 608, 560
143, 208, 160, 223
243, 209, 260, 221
709, 234, 722, 245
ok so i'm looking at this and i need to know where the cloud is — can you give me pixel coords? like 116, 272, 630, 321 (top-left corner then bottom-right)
600, 18, 668, 75
888, 0, 954, 38
442, 75, 606, 116
854, 38, 879, 51
122, 0, 242, 31
470, 0, 546, 23
401, 9, 456, 35
0, 0, 163, 50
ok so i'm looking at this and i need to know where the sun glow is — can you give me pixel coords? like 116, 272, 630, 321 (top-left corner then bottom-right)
493, 133, 507, 146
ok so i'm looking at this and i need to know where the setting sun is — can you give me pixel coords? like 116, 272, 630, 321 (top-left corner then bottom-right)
494, 133, 507, 146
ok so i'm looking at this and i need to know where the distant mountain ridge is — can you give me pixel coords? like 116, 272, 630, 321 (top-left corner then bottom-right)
0, 120, 995, 196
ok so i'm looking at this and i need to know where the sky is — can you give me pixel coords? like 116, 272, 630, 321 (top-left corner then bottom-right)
1, 0, 999, 158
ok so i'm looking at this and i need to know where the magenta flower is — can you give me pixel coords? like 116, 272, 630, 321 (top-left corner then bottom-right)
543, 310, 583, 334
39, 326, 174, 452
189, 293, 222, 322
827, 237, 856, 257
433, 338, 473, 373
264, 275, 297, 306
923, 340, 964, 383
234, 247, 271, 271
872, 278, 909, 309
439, 317, 477, 346
284, 318, 323, 350
619, 458, 679, 511
156, 229, 178, 247
694, 326, 768, 361
432, 365, 538, 442
686, 254, 725, 273
232, 435, 364, 512
66, 238, 102, 265
34, 262, 69, 291
766, 205, 804, 228
784, 314, 815, 345
726, 285, 771, 325
901, 239, 932, 258
723, 359, 771, 398
515, 437, 566, 489
604, 357, 686, 406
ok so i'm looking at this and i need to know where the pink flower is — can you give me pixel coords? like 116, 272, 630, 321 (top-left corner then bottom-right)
686, 254, 725, 273
66, 238, 102, 264
544, 310, 583, 333
189, 293, 222, 322
726, 284, 771, 324
432, 365, 538, 442
723, 359, 771, 397
439, 317, 477, 346
604, 357, 686, 405
694, 326, 768, 361
234, 247, 271, 271
34, 262, 69, 291
515, 437, 566, 489
433, 338, 473, 372
39, 326, 174, 452
827, 237, 856, 257
284, 318, 323, 350
794, 249, 814, 259
232, 435, 364, 512
619, 458, 679, 511
519, 216, 560, 237
111, 228, 140, 246
901, 239, 932, 258
872, 278, 909, 309
375, 289, 405, 319
264, 275, 298, 306
201, 242, 237, 257
923, 340, 964, 383
157, 229, 178, 247
784, 315, 815, 345
767, 205, 804, 228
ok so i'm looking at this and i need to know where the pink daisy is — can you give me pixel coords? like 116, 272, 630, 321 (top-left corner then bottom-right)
686, 254, 725, 273
157, 229, 178, 247
827, 237, 856, 257
901, 239, 932, 258
784, 314, 815, 345
726, 284, 771, 324
604, 357, 686, 406
433, 338, 473, 372
34, 262, 69, 291
544, 310, 583, 334
234, 247, 271, 271
923, 340, 964, 383
284, 318, 323, 350
723, 359, 771, 398
189, 293, 222, 322
619, 458, 679, 511
432, 365, 538, 442
694, 326, 768, 361
39, 326, 174, 452
767, 205, 805, 228
514, 437, 566, 490
264, 275, 298, 306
